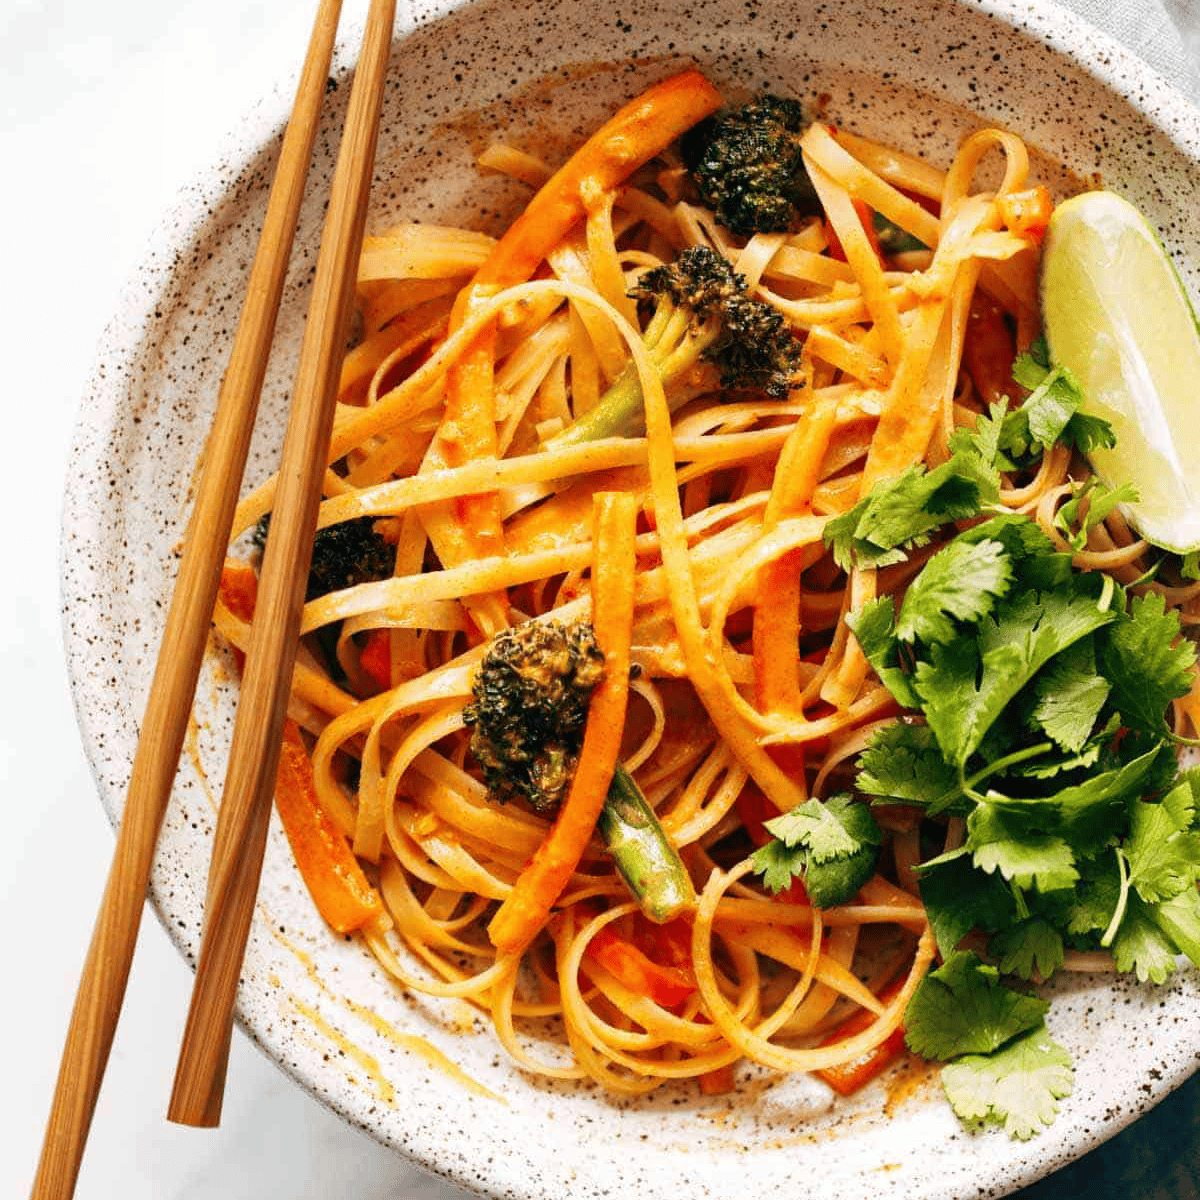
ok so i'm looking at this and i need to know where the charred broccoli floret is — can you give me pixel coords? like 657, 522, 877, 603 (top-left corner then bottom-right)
548, 245, 802, 448
633, 246, 802, 397
464, 620, 606, 814
680, 94, 822, 237
253, 514, 394, 601
465, 618, 695, 922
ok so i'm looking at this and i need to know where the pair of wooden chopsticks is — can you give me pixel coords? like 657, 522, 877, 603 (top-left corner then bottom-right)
33, 0, 396, 1194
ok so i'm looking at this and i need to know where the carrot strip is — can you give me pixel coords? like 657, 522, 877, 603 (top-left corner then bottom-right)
472, 70, 722, 293
814, 981, 908, 1096
997, 185, 1052, 241
963, 292, 1019, 410
584, 923, 696, 1007
274, 719, 384, 934
359, 628, 392, 691
488, 492, 638, 955
218, 561, 259, 624
753, 551, 808, 715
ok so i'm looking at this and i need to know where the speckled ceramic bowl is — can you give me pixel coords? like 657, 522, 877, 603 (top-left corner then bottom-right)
62, 1, 1200, 1196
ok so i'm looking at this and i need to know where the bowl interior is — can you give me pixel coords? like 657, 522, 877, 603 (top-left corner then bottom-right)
61, 1, 1200, 1197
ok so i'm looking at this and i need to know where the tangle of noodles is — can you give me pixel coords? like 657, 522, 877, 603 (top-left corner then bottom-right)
212, 72, 1200, 1099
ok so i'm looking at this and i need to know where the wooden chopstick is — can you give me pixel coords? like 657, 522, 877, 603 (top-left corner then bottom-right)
167, 0, 397, 1128
31, 4, 345, 1196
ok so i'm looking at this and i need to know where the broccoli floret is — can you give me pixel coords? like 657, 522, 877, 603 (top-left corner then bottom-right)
253, 514, 394, 600
680, 94, 822, 237
548, 245, 802, 448
463, 619, 606, 814
465, 617, 697, 921
632, 246, 802, 398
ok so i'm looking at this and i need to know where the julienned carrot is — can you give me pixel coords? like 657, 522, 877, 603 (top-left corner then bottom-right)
752, 395, 838, 728
753, 550, 808, 716
814, 980, 908, 1096
488, 492, 638, 956
584, 922, 696, 1008
997, 185, 1052, 241
359, 628, 392, 691
217, 563, 383, 931
275, 719, 384, 934
218, 561, 259, 624
475, 70, 722, 292
963, 291, 1019, 410
422, 71, 723, 623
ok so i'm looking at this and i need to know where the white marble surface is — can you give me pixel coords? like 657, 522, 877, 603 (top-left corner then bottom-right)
3, 3, 1198, 1199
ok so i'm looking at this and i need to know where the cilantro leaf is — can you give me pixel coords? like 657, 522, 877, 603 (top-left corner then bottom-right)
915, 586, 1115, 768
824, 452, 998, 571
1029, 638, 1110, 753
894, 537, 1013, 644
940, 1025, 1074, 1140
846, 598, 920, 709
918, 856, 1016, 958
748, 839, 805, 895
1060, 411, 1119, 456
989, 917, 1065, 981
804, 847, 880, 908
762, 794, 882, 862
965, 803, 1079, 892
957, 512, 1074, 596
1061, 853, 1122, 938
1150, 886, 1200, 969
751, 795, 881, 907
1125, 783, 1200, 904
904, 950, 1048, 1060
1018, 369, 1080, 451
1010, 741, 1103, 781
957, 512, 1058, 562
1111, 893, 1181, 984
983, 748, 1164, 855
1054, 479, 1140, 552
1096, 592, 1196, 737
1008, 337, 1115, 458
1009, 333, 1053, 385
948, 401, 1011, 476
857, 722, 962, 813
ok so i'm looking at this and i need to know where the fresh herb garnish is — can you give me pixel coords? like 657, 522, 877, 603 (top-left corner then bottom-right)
904, 951, 1074, 1139
757, 331, 1198, 1138
842, 456, 1197, 1135
749, 794, 881, 906
1007, 336, 1116, 458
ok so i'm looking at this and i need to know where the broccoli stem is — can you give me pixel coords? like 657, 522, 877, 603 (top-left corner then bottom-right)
546, 322, 717, 449
598, 766, 696, 923
547, 365, 651, 447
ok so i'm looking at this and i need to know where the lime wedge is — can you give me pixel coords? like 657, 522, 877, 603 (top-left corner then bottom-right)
1040, 190, 1200, 554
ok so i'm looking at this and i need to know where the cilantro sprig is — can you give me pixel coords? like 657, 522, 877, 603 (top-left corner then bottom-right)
904, 953, 1073, 1140
846, 472, 1197, 1135
749, 794, 881, 906
747, 338, 1198, 1139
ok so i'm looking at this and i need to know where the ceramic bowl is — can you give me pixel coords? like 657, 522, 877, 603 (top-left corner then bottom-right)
61, 1, 1200, 1196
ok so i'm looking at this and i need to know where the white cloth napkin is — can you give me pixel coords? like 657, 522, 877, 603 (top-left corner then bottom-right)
1055, 0, 1200, 102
